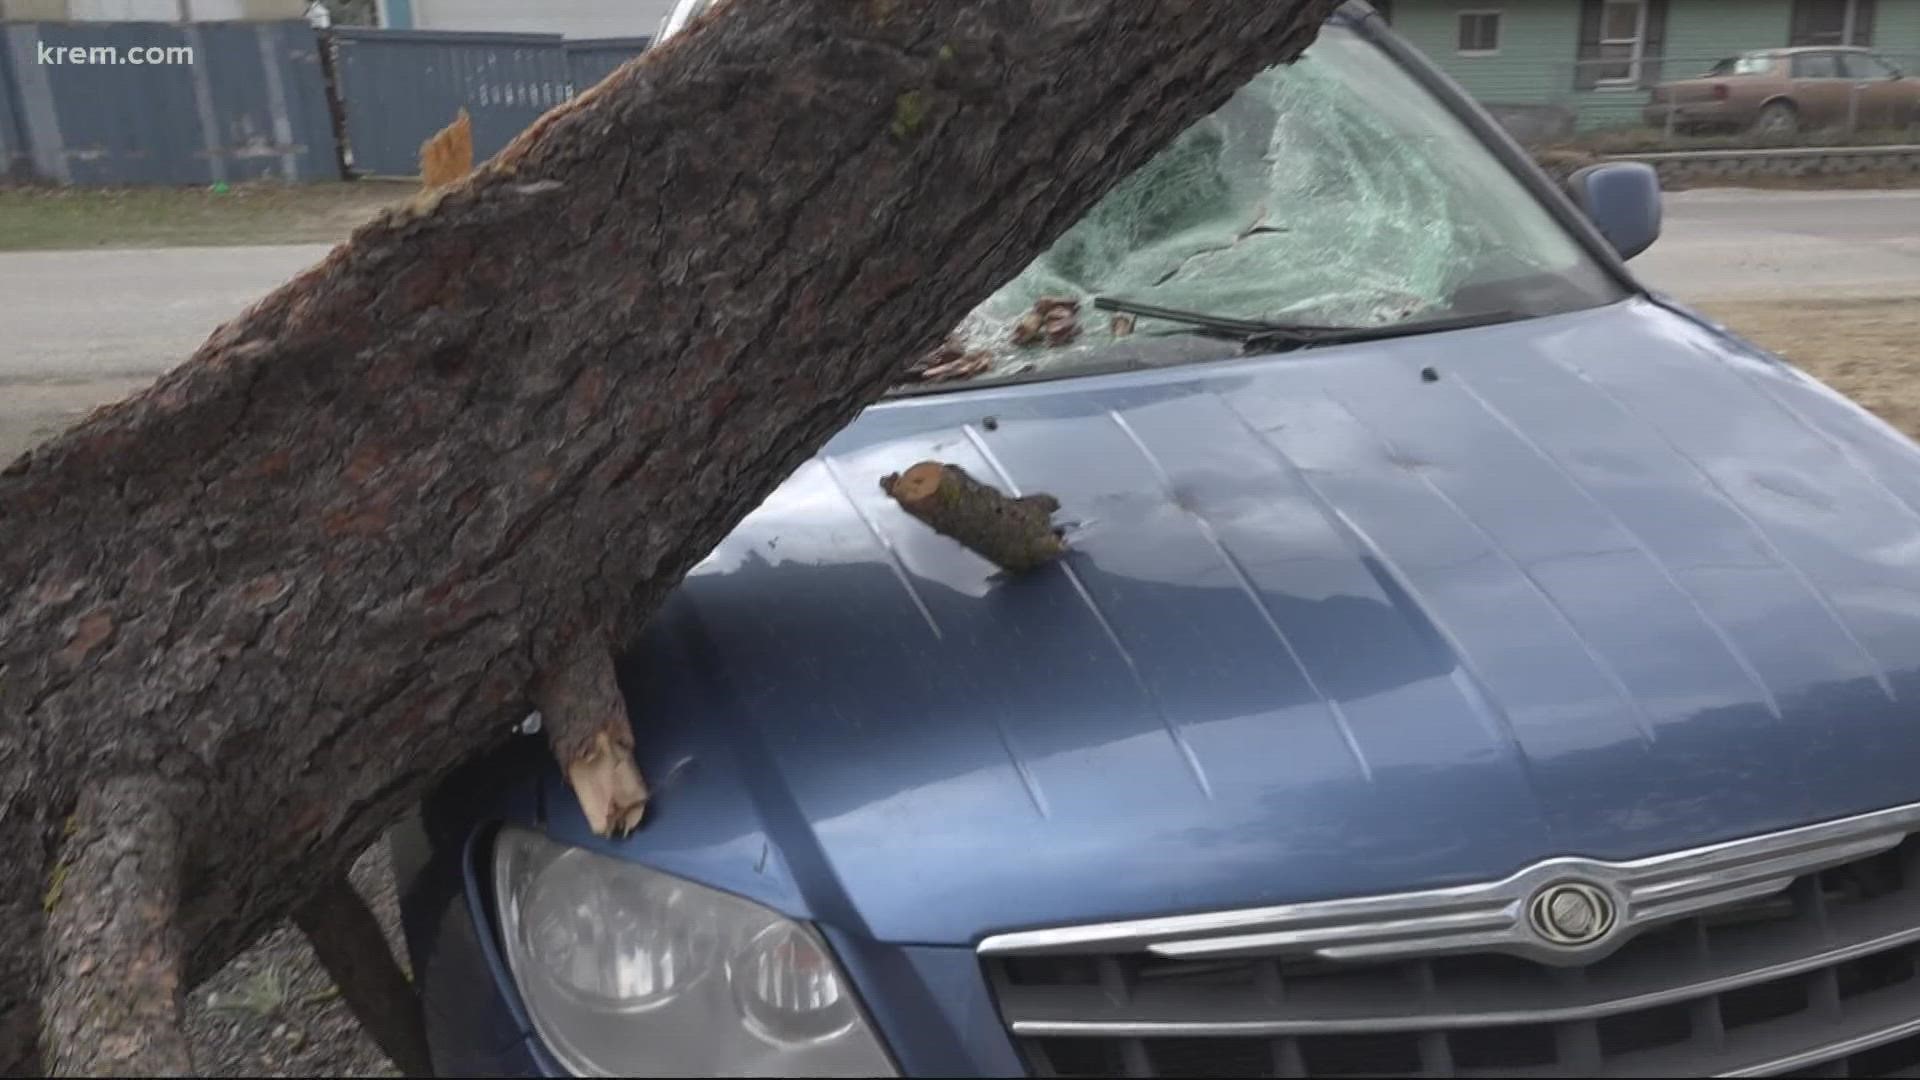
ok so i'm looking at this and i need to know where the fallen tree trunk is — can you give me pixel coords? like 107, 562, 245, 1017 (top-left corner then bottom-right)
0, 0, 1336, 1069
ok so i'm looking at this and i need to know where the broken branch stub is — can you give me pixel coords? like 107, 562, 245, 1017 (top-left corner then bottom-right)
535, 642, 649, 837
418, 108, 474, 190
881, 460, 1067, 574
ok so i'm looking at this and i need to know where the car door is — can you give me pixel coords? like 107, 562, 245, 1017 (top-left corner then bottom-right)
1840, 51, 1914, 128
1789, 50, 1848, 127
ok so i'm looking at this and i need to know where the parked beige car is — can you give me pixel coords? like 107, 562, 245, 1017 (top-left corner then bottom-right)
1645, 46, 1920, 134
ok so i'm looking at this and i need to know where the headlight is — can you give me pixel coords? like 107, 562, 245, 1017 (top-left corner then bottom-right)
492, 826, 898, 1077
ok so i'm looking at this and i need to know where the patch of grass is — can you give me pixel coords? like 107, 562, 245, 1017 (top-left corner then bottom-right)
0, 180, 413, 252
206, 963, 292, 1021
1704, 294, 1920, 440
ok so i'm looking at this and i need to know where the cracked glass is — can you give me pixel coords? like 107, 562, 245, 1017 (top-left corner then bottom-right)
928, 23, 1623, 386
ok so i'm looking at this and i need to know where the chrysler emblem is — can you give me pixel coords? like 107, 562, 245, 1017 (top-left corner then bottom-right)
1528, 881, 1615, 946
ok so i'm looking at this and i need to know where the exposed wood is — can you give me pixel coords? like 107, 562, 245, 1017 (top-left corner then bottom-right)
0, 0, 1338, 1067
536, 642, 649, 837
293, 871, 432, 1078
419, 108, 473, 189
882, 460, 1067, 573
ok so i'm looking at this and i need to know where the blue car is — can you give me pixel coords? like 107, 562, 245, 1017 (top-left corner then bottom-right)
389, 4, 1920, 1076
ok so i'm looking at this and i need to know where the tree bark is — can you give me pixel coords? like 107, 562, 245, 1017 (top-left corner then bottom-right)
0, 0, 1338, 1069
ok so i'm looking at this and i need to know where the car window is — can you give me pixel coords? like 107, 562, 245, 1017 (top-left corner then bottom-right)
910, 23, 1623, 389
1841, 52, 1898, 79
1792, 52, 1842, 78
1708, 54, 1776, 76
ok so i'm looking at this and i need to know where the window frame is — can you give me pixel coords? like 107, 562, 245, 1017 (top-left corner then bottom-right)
1838, 50, 1894, 79
1790, 49, 1845, 78
1789, 0, 1875, 47
1593, 0, 1650, 88
1455, 9, 1504, 56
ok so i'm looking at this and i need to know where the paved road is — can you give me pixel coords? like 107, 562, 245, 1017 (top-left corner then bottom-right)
1631, 187, 1920, 299
0, 244, 332, 461
3, 188, 1918, 461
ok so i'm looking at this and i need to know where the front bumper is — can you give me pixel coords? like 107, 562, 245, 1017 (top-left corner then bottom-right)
389, 744, 1028, 1078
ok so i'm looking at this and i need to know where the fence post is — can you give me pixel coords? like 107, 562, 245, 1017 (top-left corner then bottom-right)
314, 28, 353, 181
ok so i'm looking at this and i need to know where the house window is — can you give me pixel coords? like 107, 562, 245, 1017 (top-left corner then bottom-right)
1576, 0, 1667, 90
1790, 0, 1875, 46
1594, 0, 1649, 85
1457, 11, 1502, 54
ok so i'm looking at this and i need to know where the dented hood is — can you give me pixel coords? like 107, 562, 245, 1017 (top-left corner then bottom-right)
602, 297, 1920, 946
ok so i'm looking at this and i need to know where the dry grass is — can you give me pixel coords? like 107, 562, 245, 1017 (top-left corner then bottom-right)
0, 181, 410, 251
1701, 294, 1920, 438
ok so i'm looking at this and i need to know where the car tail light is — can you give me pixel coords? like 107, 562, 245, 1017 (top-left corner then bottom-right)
1712, 82, 1730, 100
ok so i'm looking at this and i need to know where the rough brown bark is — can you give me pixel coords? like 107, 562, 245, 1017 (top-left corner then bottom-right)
882, 460, 1067, 573
38, 779, 197, 1077
0, 0, 1338, 1069
293, 873, 432, 1079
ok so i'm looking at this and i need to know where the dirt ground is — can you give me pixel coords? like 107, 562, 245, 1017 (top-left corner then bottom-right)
1697, 294, 1920, 439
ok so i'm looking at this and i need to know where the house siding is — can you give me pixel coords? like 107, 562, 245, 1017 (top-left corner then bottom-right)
1880, 0, 1920, 63
1386, 0, 1920, 131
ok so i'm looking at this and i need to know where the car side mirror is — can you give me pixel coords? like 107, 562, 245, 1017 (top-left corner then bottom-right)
1565, 161, 1662, 261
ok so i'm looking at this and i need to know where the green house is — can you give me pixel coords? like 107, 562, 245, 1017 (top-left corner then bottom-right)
1374, 0, 1920, 132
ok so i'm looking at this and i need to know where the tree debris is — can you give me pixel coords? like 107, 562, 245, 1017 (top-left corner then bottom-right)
881, 461, 1067, 573
0, 0, 1339, 1069
535, 642, 649, 838
1012, 295, 1082, 347
418, 108, 473, 190
908, 334, 994, 382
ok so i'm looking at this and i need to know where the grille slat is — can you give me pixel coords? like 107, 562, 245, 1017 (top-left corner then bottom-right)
989, 830, 1920, 1078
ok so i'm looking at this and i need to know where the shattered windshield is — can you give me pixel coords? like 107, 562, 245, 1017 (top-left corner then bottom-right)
901, 23, 1623, 389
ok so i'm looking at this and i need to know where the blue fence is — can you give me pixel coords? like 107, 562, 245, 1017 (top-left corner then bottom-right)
0, 22, 648, 186
331, 28, 649, 178
0, 20, 337, 186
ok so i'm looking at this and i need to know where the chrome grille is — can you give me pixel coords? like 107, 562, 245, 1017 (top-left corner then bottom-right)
980, 805, 1920, 1077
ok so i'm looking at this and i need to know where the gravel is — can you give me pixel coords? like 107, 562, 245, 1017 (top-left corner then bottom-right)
184, 843, 405, 1078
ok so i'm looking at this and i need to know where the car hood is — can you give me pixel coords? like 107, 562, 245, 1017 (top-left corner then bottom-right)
591, 297, 1920, 946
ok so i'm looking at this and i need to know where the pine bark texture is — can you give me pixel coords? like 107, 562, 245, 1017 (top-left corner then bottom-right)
0, 0, 1337, 1070
882, 460, 1066, 572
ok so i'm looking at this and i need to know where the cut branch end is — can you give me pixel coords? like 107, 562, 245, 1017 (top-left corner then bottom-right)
881, 460, 1066, 574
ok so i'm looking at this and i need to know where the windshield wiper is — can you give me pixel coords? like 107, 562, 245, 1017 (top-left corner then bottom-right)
1092, 296, 1520, 354
1093, 296, 1351, 340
